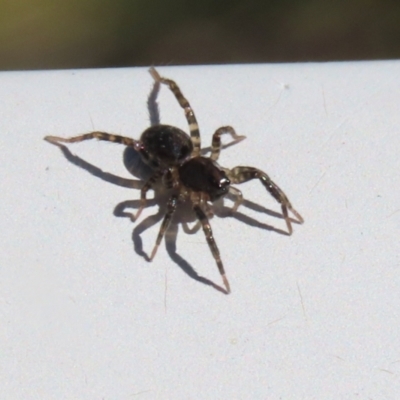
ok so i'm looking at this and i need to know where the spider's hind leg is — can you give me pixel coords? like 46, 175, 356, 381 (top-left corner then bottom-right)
227, 166, 303, 235
149, 67, 201, 157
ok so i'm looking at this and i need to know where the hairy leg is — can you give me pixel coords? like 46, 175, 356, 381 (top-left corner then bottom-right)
134, 170, 163, 221
44, 131, 139, 149
210, 126, 246, 161
193, 204, 230, 294
227, 186, 243, 213
150, 195, 178, 260
227, 166, 303, 234
149, 67, 201, 156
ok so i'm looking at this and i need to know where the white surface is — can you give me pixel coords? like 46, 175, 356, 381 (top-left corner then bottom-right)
1, 62, 399, 399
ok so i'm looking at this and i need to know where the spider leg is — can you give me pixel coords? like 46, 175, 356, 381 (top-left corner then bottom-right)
193, 204, 230, 294
149, 67, 201, 157
162, 167, 181, 190
182, 198, 214, 234
150, 194, 178, 260
210, 126, 246, 161
135, 170, 163, 221
227, 166, 303, 235
44, 131, 139, 149
147, 75, 161, 127
227, 186, 243, 213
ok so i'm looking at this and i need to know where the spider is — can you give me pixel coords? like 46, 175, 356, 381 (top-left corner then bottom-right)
44, 67, 303, 294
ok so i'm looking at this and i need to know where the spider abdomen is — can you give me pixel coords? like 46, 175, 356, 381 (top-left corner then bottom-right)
140, 124, 193, 168
179, 157, 230, 201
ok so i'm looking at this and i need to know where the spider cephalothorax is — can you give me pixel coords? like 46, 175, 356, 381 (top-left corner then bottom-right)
179, 157, 231, 201
45, 67, 303, 294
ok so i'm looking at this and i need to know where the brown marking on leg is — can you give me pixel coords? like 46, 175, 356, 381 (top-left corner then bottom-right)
150, 195, 178, 260
227, 166, 303, 234
44, 131, 139, 148
134, 170, 163, 221
193, 205, 230, 294
162, 169, 174, 189
228, 186, 243, 213
149, 67, 201, 157
210, 126, 246, 161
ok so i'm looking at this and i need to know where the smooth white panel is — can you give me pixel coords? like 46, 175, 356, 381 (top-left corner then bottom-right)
1, 62, 399, 399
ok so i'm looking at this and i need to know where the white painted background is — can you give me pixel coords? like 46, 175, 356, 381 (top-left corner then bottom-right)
1, 62, 399, 399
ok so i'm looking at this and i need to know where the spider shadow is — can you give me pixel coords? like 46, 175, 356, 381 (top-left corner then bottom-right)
47, 140, 142, 189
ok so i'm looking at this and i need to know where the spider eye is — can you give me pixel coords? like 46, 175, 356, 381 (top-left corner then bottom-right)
219, 176, 230, 188
208, 172, 230, 201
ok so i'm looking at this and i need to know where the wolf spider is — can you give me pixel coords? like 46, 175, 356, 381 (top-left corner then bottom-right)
44, 67, 303, 294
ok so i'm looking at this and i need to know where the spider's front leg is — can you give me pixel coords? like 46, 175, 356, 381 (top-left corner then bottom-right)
227, 166, 303, 235
227, 186, 243, 214
149, 67, 201, 157
210, 126, 246, 161
44, 131, 139, 148
193, 204, 230, 294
